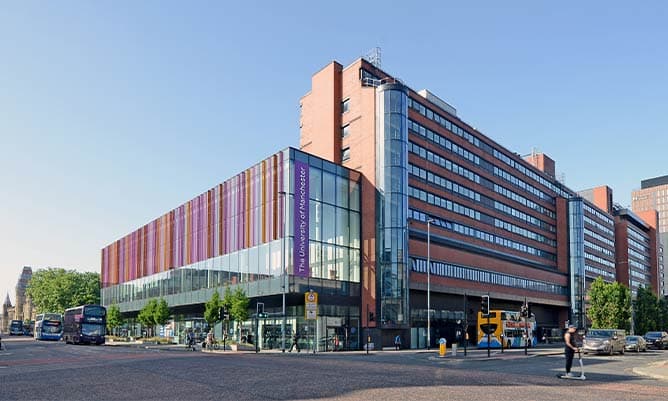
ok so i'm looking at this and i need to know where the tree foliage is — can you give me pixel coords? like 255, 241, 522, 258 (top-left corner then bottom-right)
634, 286, 658, 334
154, 298, 171, 327
138, 299, 157, 337
106, 305, 124, 335
25, 268, 100, 314
659, 297, 668, 331
204, 291, 223, 326
137, 298, 170, 337
231, 287, 250, 323
587, 277, 631, 330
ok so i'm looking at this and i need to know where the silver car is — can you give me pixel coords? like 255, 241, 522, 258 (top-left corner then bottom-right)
624, 335, 647, 352
583, 329, 626, 355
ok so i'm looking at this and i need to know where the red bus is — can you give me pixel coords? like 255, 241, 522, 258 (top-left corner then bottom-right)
63, 305, 107, 345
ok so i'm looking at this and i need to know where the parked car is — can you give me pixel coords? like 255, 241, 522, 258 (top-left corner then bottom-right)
583, 329, 626, 355
643, 331, 668, 350
624, 335, 647, 352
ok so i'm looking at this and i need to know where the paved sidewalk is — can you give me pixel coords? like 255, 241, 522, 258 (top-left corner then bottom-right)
633, 359, 668, 381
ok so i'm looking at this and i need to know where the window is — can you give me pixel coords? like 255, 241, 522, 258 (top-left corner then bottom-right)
342, 147, 350, 161
341, 124, 350, 138
342, 99, 350, 113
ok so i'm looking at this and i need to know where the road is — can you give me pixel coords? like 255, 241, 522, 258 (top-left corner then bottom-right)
1, 336, 666, 400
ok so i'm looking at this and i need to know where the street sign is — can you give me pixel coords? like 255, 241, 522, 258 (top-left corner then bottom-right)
305, 291, 318, 320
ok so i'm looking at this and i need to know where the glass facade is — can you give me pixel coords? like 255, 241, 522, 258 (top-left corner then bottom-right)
568, 198, 586, 328
101, 148, 361, 349
375, 83, 409, 327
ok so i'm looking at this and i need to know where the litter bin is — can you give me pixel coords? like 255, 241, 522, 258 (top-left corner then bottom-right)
438, 338, 447, 357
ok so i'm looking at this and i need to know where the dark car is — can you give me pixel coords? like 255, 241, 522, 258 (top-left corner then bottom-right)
643, 331, 668, 350
625, 335, 647, 352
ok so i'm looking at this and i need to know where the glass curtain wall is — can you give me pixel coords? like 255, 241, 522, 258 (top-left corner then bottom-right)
568, 198, 586, 329
375, 83, 409, 327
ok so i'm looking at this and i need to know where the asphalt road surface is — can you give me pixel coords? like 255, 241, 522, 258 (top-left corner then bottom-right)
1, 337, 666, 401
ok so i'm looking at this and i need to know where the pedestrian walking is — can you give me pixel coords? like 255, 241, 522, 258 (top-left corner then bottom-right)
289, 332, 300, 352
394, 334, 402, 350
563, 325, 579, 377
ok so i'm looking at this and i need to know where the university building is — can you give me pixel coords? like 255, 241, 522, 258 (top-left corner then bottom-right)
101, 56, 662, 348
632, 175, 668, 295
102, 148, 363, 348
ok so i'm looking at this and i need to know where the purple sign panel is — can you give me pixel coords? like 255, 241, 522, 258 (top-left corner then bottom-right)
293, 160, 310, 277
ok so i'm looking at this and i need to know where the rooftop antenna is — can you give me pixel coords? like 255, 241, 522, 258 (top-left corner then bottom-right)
363, 47, 382, 69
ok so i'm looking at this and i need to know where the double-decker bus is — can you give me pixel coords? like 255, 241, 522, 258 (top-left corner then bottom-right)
477, 310, 537, 349
34, 313, 63, 341
63, 305, 106, 345
9, 320, 23, 336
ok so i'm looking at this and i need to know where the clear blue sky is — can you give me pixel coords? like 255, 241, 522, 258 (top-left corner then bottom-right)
2, 1, 667, 304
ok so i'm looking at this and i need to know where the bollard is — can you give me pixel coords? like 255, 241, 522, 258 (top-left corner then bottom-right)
438, 338, 447, 358
451, 343, 457, 356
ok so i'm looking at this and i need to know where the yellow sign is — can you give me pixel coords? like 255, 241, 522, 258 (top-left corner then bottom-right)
305, 291, 318, 320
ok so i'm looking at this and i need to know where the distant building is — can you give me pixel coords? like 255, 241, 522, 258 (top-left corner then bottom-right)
14, 266, 33, 322
632, 175, 668, 295
1, 293, 14, 333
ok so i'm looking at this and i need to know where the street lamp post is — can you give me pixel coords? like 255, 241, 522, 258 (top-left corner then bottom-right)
279, 190, 287, 353
427, 217, 434, 350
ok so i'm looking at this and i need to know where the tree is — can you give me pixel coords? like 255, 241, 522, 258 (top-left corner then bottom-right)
106, 305, 124, 336
231, 287, 250, 340
204, 291, 223, 327
634, 286, 658, 334
154, 298, 171, 328
658, 297, 668, 331
587, 277, 631, 330
610, 282, 632, 331
25, 268, 100, 314
137, 299, 158, 337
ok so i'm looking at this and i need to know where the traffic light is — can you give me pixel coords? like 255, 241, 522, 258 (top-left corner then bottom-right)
481, 295, 490, 316
258, 313, 268, 318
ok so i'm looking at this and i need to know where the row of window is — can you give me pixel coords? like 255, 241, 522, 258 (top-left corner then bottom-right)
631, 269, 650, 281
408, 140, 555, 220
409, 163, 479, 201
629, 259, 649, 271
627, 226, 649, 245
492, 149, 571, 199
409, 141, 480, 184
408, 119, 479, 164
409, 184, 555, 247
493, 184, 556, 219
628, 247, 650, 263
407, 94, 568, 199
410, 257, 566, 295
494, 219, 556, 247
409, 208, 556, 262
583, 203, 614, 226
584, 215, 614, 237
628, 237, 650, 255
585, 265, 615, 280
584, 228, 615, 248
493, 166, 552, 203
408, 117, 556, 207
408, 162, 554, 232
584, 240, 615, 257
409, 186, 479, 221
585, 252, 615, 269
408, 97, 479, 146
494, 200, 553, 231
